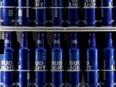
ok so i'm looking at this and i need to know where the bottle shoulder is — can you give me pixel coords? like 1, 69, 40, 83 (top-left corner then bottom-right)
36, 47, 46, 50
69, 47, 79, 50
69, 47, 80, 51
19, 47, 30, 51
52, 47, 62, 51
87, 47, 98, 50
36, 47, 46, 52
4, 47, 13, 51
103, 47, 114, 51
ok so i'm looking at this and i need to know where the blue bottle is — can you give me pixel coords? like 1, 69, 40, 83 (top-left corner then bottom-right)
84, 0, 96, 26
102, 0, 113, 26
68, 0, 78, 26
86, 33, 98, 87
35, 33, 46, 87
68, 33, 80, 87
51, 33, 63, 87
18, 32, 30, 87
1, 0, 15, 25
35, 0, 46, 26
103, 33, 114, 87
17, 0, 30, 26
52, 0, 62, 26
1, 32, 14, 87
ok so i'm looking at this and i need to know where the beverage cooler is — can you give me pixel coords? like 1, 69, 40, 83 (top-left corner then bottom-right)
0, 0, 116, 87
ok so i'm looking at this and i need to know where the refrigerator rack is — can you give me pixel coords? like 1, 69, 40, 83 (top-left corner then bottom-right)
0, 26, 116, 32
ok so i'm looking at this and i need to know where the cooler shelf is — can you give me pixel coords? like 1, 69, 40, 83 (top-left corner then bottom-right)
0, 26, 116, 32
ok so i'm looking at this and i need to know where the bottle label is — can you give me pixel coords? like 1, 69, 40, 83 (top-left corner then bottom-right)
5, 40, 10, 44
71, 40, 78, 44
52, 61, 63, 71
26, 0, 29, 6
109, 1, 113, 7
84, 0, 96, 7
37, 40, 42, 44
18, 9, 22, 17
86, 60, 98, 70
103, 60, 115, 80
8, 9, 13, 16
68, 61, 80, 71
54, 0, 58, 18
26, 8, 29, 17
86, 61, 92, 70
1, 61, 14, 70
101, 0, 113, 7
54, 40, 60, 44
35, 61, 46, 70
103, 60, 115, 70
69, 0, 78, 7
35, 0, 44, 7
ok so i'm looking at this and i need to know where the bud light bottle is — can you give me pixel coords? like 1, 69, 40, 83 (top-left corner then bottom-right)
18, 32, 30, 87
68, 33, 80, 87
1, 0, 15, 25
68, 0, 78, 26
51, 33, 63, 87
52, 0, 62, 26
1, 32, 14, 87
35, 33, 46, 87
35, 0, 46, 26
17, 0, 30, 26
102, 0, 113, 26
102, 33, 114, 87
86, 33, 98, 87
84, 0, 96, 26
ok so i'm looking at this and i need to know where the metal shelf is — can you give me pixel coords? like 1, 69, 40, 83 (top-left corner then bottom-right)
0, 26, 116, 32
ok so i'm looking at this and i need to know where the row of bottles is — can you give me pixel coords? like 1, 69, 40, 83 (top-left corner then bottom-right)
0, 32, 115, 87
1, 0, 113, 26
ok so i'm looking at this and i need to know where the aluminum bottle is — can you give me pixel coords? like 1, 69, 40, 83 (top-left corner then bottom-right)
51, 33, 63, 87
68, 33, 80, 87
35, 33, 46, 87
103, 33, 114, 87
1, 32, 14, 87
18, 32, 30, 87
86, 33, 98, 87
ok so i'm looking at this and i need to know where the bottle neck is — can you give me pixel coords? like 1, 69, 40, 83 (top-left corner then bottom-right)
88, 33, 96, 47
71, 33, 78, 47
37, 39, 44, 47
4, 32, 12, 48
53, 39, 60, 47
21, 32, 28, 48
105, 33, 112, 47
37, 33, 44, 47
53, 33, 60, 47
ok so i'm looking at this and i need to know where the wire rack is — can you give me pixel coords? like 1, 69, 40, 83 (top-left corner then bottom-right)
0, 26, 116, 32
